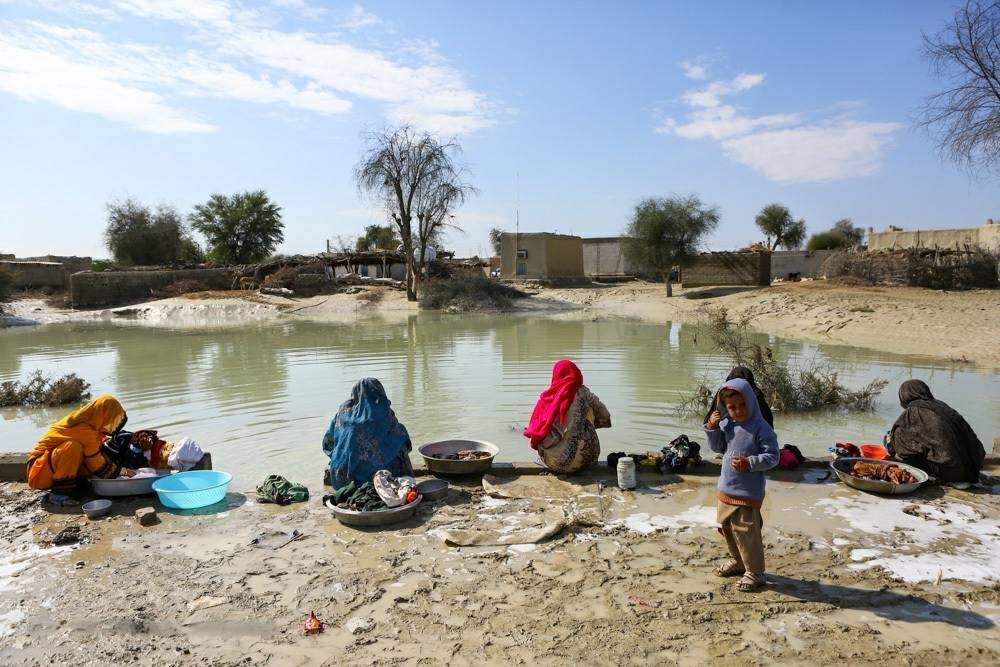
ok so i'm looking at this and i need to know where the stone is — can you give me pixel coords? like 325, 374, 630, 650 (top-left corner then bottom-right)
135, 507, 158, 526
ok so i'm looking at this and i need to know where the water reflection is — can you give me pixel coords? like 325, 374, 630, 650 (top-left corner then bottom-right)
2, 314, 996, 490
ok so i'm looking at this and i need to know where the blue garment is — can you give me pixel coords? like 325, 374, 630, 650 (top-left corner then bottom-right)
322, 378, 413, 490
704, 378, 779, 501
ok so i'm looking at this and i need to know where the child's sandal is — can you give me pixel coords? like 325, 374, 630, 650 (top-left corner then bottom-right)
715, 558, 745, 577
736, 572, 766, 592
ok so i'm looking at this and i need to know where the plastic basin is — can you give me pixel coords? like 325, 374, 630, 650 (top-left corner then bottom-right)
152, 470, 232, 509
859, 445, 889, 460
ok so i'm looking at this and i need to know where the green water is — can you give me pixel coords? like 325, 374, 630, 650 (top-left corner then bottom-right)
2, 312, 996, 491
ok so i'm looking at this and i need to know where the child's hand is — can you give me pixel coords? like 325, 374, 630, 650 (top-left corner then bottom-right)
706, 410, 721, 430
731, 456, 750, 473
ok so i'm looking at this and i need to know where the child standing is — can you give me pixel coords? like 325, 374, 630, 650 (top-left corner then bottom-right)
704, 377, 779, 592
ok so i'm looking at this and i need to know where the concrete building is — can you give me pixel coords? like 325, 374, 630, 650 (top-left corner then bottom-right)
499, 232, 585, 280
581, 237, 639, 277
867, 220, 1000, 252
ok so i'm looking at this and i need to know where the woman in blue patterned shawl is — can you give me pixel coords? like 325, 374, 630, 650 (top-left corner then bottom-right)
322, 378, 414, 490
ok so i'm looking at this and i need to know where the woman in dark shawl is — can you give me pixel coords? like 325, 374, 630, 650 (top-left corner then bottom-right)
704, 366, 774, 428
322, 378, 414, 490
888, 379, 985, 487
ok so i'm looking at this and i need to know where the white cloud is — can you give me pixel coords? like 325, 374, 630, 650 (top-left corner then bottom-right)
109, 0, 242, 27
680, 60, 707, 80
721, 121, 901, 184
659, 64, 901, 184
681, 72, 764, 108
272, 0, 327, 20
0, 1, 494, 136
662, 104, 801, 141
0, 24, 215, 133
341, 4, 380, 31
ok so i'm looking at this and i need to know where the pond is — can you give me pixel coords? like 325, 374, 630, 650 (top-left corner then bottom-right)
2, 312, 997, 490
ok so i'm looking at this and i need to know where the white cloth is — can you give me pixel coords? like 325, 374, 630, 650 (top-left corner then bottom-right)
168, 437, 204, 472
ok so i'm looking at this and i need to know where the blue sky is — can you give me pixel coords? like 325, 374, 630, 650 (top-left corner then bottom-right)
1, 0, 995, 260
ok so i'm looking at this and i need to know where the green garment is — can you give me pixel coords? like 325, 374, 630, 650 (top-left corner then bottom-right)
256, 474, 310, 505
324, 480, 387, 512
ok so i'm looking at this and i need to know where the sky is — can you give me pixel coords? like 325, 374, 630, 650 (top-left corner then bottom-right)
1, 0, 996, 260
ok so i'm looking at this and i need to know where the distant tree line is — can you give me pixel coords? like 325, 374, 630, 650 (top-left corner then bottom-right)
104, 189, 284, 266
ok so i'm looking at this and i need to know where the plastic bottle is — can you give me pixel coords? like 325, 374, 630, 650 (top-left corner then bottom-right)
617, 456, 636, 490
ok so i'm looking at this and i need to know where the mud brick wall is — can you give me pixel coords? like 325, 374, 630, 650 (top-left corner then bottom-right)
682, 252, 771, 288
0, 261, 66, 289
70, 268, 235, 308
770, 250, 838, 281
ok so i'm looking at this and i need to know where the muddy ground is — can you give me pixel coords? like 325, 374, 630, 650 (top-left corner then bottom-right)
2, 461, 999, 666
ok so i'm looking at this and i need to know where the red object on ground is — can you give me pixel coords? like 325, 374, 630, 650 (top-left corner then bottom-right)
860, 445, 889, 460
303, 611, 323, 635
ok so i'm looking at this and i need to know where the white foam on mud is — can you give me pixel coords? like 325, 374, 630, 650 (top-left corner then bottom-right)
608, 505, 716, 535
0, 543, 67, 637
478, 496, 508, 510
818, 495, 1000, 584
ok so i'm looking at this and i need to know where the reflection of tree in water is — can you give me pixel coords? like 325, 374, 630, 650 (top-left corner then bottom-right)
496, 317, 585, 362
619, 319, 733, 442
198, 326, 289, 403
0, 405, 57, 431
113, 326, 202, 396
397, 313, 505, 442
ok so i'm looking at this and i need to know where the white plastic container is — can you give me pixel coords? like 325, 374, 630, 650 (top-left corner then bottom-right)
617, 457, 637, 490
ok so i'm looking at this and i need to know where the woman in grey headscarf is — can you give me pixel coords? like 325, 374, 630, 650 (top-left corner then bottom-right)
887, 379, 985, 488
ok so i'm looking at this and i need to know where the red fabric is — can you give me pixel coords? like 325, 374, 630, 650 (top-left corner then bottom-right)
523, 360, 584, 449
778, 449, 799, 469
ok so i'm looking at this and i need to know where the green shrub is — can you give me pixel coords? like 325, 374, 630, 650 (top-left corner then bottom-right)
806, 231, 851, 251
420, 276, 528, 312
0, 371, 92, 407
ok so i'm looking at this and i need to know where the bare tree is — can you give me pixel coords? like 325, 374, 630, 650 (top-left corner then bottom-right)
354, 126, 474, 300
413, 180, 473, 281
919, 1, 1000, 174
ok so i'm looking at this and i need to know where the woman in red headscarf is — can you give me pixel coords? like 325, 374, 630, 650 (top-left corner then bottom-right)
523, 360, 611, 473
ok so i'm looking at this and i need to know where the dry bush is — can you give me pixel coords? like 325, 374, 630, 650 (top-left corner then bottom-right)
822, 247, 998, 289
679, 307, 888, 417
420, 276, 528, 312
153, 279, 210, 297
0, 371, 91, 407
355, 288, 384, 304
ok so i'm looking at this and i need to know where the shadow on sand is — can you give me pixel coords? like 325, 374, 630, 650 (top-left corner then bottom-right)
765, 573, 994, 629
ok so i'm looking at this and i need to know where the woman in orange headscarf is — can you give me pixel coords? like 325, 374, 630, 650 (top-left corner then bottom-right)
523, 360, 611, 473
27, 395, 128, 501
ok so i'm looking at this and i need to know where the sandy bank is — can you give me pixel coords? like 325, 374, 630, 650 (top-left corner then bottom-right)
5, 279, 997, 369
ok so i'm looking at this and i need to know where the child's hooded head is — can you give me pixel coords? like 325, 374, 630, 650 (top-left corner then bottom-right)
718, 378, 762, 425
